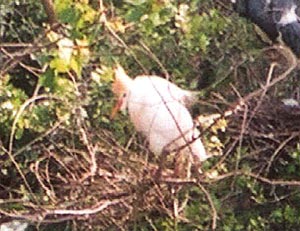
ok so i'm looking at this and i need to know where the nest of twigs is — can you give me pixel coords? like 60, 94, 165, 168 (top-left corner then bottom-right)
226, 94, 300, 174
1, 111, 209, 230
229, 97, 300, 137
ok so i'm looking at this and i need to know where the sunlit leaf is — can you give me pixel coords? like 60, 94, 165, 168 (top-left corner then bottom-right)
124, 0, 147, 6
70, 57, 81, 76
57, 37, 74, 64
15, 127, 24, 140
50, 58, 70, 73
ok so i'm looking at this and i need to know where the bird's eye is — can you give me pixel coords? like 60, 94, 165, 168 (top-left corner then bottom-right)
122, 93, 127, 97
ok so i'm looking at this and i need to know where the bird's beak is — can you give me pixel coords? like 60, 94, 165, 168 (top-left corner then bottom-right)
110, 97, 124, 119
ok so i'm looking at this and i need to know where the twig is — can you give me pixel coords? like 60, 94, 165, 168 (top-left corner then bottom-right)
196, 182, 217, 230
100, 10, 146, 72
265, 134, 296, 173
10, 120, 63, 159
161, 177, 217, 230
249, 62, 277, 122
40, 0, 58, 25
47, 199, 121, 216
202, 170, 300, 186
78, 123, 98, 180
7, 94, 58, 203
138, 41, 170, 79
32, 157, 57, 203
0, 25, 60, 77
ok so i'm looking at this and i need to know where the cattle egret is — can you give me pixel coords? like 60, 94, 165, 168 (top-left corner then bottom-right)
111, 65, 209, 162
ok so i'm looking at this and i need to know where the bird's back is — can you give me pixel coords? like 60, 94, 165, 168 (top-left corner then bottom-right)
127, 75, 192, 133
126, 76, 208, 161
131, 76, 192, 104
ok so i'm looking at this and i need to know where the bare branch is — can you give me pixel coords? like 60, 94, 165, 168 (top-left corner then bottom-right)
40, 0, 58, 25
46, 199, 122, 216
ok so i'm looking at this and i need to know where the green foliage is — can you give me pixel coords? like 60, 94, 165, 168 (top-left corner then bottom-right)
0, 75, 28, 140
55, 0, 97, 37
0, 1, 46, 42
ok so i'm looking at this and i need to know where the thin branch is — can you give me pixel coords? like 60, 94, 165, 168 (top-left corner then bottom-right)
100, 11, 146, 72
40, 0, 58, 25
265, 134, 297, 173
196, 182, 217, 230
0, 26, 60, 76
47, 199, 121, 216
138, 41, 170, 79
7, 94, 59, 203
202, 171, 300, 186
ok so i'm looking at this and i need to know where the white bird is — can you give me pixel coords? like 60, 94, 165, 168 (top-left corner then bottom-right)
111, 65, 209, 162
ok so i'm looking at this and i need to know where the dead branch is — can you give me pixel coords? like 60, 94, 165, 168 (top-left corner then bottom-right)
40, 0, 58, 25
46, 199, 122, 216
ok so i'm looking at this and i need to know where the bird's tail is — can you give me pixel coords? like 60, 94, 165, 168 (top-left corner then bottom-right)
182, 90, 198, 108
191, 128, 210, 162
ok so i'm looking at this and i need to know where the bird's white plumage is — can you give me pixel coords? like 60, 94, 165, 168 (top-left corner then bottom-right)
112, 65, 209, 162
279, 4, 298, 25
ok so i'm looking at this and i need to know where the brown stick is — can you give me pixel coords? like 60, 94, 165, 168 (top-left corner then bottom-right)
40, 0, 58, 25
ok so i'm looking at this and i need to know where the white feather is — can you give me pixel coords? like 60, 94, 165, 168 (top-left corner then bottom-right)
279, 4, 298, 25
113, 65, 209, 162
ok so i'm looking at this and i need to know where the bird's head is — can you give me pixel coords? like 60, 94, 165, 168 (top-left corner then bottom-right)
111, 64, 133, 119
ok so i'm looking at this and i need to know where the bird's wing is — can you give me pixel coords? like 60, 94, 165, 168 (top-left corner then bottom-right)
134, 75, 197, 107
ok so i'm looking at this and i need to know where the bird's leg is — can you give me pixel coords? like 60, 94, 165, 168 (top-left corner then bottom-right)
174, 150, 187, 179
192, 157, 205, 179
174, 149, 196, 180
154, 149, 168, 181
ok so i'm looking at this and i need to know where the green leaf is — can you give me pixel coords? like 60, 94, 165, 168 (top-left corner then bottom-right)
55, 76, 74, 96
39, 68, 55, 91
125, 7, 146, 22
124, 0, 147, 6
70, 58, 81, 77
15, 127, 24, 140
50, 58, 70, 73
55, 0, 79, 25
